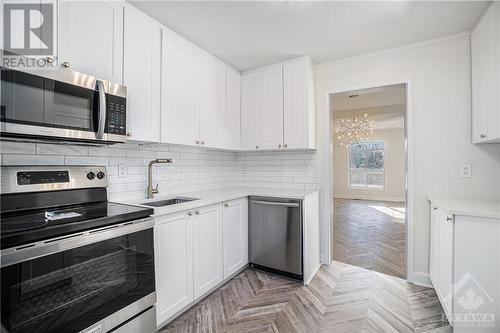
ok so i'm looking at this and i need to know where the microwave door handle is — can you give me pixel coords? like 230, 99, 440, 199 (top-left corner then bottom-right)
96, 80, 106, 139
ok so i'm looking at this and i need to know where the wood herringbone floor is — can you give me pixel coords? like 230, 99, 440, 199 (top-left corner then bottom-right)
159, 261, 449, 333
332, 199, 407, 279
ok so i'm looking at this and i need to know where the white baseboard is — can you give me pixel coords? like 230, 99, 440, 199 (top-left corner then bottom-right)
333, 194, 405, 203
410, 271, 432, 288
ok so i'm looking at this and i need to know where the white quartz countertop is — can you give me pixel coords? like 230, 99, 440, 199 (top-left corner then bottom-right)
428, 196, 500, 219
121, 187, 319, 216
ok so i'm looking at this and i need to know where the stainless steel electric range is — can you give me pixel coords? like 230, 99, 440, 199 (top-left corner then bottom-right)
0, 166, 156, 333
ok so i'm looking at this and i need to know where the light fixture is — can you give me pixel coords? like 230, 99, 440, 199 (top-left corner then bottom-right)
335, 94, 375, 147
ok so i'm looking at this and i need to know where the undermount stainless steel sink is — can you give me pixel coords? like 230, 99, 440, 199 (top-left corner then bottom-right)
140, 197, 198, 207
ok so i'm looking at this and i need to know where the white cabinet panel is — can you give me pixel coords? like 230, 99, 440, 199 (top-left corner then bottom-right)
241, 72, 260, 149
259, 66, 284, 150
283, 59, 315, 149
123, 5, 161, 142
222, 198, 248, 279
58, 0, 123, 82
472, 2, 500, 143
161, 29, 199, 146
429, 204, 439, 287
437, 210, 454, 317
193, 204, 223, 299
226, 69, 241, 150
155, 212, 193, 324
198, 53, 227, 149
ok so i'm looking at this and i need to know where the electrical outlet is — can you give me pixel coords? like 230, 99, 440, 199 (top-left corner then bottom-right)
118, 164, 127, 178
460, 164, 471, 178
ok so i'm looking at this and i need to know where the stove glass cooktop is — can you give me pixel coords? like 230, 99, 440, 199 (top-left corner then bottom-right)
0, 202, 153, 249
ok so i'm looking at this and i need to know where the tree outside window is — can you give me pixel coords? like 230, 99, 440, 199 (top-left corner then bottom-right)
348, 141, 385, 189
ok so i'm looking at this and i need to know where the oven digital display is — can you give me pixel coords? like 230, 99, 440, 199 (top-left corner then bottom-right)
17, 171, 70, 185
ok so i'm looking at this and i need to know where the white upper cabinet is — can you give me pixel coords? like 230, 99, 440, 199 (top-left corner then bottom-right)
161, 29, 200, 146
198, 53, 227, 149
226, 69, 241, 150
241, 66, 283, 150
241, 57, 315, 151
259, 66, 284, 150
241, 71, 261, 150
283, 58, 316, 149
161, 29, 238, 149
58, 0, 124, 82
123, 5, 161, 142
471, 2, 500, 144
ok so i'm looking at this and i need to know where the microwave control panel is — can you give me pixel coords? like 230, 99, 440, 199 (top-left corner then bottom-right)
107, 95, 127, 136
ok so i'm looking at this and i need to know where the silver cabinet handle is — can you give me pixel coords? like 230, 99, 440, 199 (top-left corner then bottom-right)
195, 210, 200, 215
284, 144, 288, 148
433, 207, 438, 210
224, 203, 229, 207
196, 140, 200, 144
201, 141, 205, 145
62, 61, 70, 68
45, 57, 54, 64
188, 211, 193, 216
480, 134, 487, 139
95, 80, 106, 140
127, 131, 133, 137
251, 200, 299, 208
278, 144, 282, 148
255, 145, 259, 149
446, 216, 453, 222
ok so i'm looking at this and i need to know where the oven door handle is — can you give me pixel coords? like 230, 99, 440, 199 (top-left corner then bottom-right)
1, 218, 154, 268
96, 80, 106, 140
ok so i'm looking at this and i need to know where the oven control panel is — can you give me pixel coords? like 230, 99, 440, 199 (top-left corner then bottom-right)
107, 95, 127, 136
4, 166, 109, 194
17, 171, 70, 185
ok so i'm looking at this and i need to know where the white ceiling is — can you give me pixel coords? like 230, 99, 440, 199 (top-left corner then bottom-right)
131, 1, 490, 71
332, 84, 406, 130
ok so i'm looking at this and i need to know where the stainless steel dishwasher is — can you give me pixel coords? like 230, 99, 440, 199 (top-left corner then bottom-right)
249, 196, 303, 280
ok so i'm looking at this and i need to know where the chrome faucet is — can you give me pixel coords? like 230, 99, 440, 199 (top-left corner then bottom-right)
147, 159, 172, 199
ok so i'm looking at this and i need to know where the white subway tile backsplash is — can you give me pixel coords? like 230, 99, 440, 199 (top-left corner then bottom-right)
1, 142, 317, 199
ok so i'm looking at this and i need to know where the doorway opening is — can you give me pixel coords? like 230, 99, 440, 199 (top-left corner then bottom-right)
330, 84, 407, 279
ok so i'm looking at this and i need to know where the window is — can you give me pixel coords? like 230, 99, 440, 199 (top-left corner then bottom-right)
348, 141, 385, 189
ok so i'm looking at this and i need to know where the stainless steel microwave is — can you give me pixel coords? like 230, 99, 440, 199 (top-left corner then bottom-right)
0, 67, 128, 143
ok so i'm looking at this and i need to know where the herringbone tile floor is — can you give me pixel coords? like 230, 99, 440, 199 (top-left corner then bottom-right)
159, 261, 449, 333
332, 199, 407, 279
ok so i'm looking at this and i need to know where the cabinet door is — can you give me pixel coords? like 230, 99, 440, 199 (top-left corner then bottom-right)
437, 210, 454, 317
472, 7, 493, 143
241, 72, 260, 149
198, 53, 227, 149
258, 66, 284, 149
226, 69, 241, 150
58, 0, 123, 82
222, 198, 248, 279
193, 204, 223, 299
429, 204, 440, 287
155, 212, 193, 324
161, 29, 199, 146
123, 5, 161, 142
283, 59, 315, 149
489, 3, 500, 141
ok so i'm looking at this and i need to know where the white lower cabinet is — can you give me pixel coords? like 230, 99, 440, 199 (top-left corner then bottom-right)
155, 200, 249, 327
222, 198, 248, 279
155, 211, 193, 324
429, 200, 500, 330
193, 204, 224, 299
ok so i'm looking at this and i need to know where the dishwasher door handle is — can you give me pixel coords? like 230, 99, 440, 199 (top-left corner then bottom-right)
251, 200, 300, 208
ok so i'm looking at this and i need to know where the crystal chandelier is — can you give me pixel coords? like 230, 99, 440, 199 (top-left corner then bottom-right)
335, 94, 375, 147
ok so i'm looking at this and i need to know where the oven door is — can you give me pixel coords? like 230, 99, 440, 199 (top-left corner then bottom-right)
0, 67, 127, 143
1, 219, 155, 333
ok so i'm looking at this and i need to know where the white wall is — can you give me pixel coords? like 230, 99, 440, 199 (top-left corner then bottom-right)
315, 34, 500, 280
0, 141, 317, 201
332, 128, 405, 202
